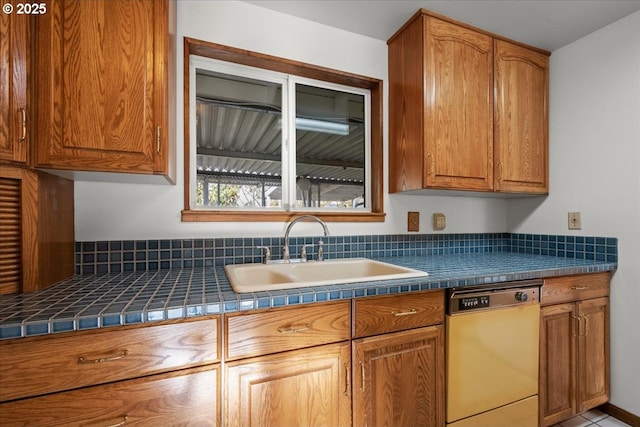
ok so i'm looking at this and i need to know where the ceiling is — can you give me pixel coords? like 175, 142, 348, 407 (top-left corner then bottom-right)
242, 0, 640, 52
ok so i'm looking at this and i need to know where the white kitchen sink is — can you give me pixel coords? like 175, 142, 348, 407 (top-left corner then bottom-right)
224, 258, 428, 293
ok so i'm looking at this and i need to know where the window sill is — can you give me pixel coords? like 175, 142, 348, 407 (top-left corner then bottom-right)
181, 209, 386, 223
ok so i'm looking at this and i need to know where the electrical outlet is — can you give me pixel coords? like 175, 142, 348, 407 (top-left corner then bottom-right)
568, 212, 582, 230
408, 212, 420, 232
433, 213, 446, 231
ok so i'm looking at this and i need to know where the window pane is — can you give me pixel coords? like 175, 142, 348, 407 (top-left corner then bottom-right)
295, 84, 366, 209
195, 69, 283, 208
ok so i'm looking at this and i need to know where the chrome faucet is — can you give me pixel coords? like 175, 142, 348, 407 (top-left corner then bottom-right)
282, 215, 330, 263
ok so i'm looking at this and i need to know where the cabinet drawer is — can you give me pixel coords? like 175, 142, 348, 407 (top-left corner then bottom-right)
353, 290, 445, 338
541, 273, 611, 306
225, 301, 350, 360
0, 317, 220, 402
0, 365, 218, 427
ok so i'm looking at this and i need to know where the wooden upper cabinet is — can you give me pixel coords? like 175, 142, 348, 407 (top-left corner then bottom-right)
424, 18, 494, 191
0, 12, 30, 164
494, 39, 549, 193
388, 9, 549, 195
32, 0, 175, 181
390, 13, 492, 193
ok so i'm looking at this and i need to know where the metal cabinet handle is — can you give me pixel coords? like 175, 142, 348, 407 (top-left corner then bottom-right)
300, 244, 313, 261
256, 246, 271, 264
360, 361, 366, 392
391, 308, 418, 317
571, 286, 589, 290
277, 324, 310, 334
78, 350, 129, 364
344, 363, 350, 396
572, 315, 581, 337
581, 314, 589, 336
103, 416, 128, 427
18, 108, 26, 143
427, 154, 435, 176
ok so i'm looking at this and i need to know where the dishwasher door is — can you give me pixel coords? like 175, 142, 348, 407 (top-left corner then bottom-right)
446, 299, 540, 426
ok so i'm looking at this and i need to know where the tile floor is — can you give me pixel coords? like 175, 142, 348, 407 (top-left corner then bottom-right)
552, 409, 633, 427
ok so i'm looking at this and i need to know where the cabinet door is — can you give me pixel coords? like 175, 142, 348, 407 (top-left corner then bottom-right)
539, 303, 576, 427
352, 325, 444, 427
494, 39, 549, 193
576, 297, 609, 413
0, 11, 29, 164
225, 342, 351, 427
425, 17, 494, 191
0, 365, 219, 427
33, 0, 170, 175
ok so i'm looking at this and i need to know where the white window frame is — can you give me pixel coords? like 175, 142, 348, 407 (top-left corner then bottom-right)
189, 55, 371, 213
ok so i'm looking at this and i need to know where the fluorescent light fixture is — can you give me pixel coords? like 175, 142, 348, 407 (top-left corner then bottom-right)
295, 117, 349, 135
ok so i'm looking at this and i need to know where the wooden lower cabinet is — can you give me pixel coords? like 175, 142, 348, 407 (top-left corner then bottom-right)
225, 342, 351, 427
575, 298, 610, 413
539, 275, 610, 427
0, 365, 219, 427
352, 325, 445, 427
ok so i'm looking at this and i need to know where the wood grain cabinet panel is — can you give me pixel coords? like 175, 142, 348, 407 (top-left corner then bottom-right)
0, 317, 220, 402
541, 272, 610, 306
352, 290, 444, 338
539, 303, 576, 425
0, 166, 74, 295
0, 11, 29, 164
32, 0, 175, 180
0, 365, 218, 427
225, 343, 351, 427
352, 326, 445, 427
225, 301, 351, 360
424, 18, 494, 191
539, 275, 610, 426
576, 297, 609, 413
494, 39, 549, 193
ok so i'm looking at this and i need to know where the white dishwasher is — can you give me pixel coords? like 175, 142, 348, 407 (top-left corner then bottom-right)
446, 280, 541, 427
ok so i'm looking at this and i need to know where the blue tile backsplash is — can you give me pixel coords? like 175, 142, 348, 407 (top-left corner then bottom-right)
75, 233, 616, 275
1, 232, 617, 340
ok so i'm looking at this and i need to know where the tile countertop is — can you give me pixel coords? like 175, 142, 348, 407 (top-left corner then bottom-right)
0, 252, 617, 340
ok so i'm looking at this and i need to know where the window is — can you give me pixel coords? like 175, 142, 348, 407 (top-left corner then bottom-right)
182, 38, 384, 222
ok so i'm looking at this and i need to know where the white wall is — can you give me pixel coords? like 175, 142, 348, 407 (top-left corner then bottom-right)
507, 10, 640, 415
74, 0, 507, 241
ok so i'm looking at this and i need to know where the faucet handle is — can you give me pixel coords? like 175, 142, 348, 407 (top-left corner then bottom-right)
317, 240, 324, 262
256, 246, 271, 264
300, 244, 313, 262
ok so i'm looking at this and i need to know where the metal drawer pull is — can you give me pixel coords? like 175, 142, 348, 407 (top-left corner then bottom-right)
277, 324, 310, 334
360, 361, 366, 392
78, 350, 129, 364
392, 308, 418, 317
102, 416, 128, 427
571, 286, 589, 290
19, 108, 26, 142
